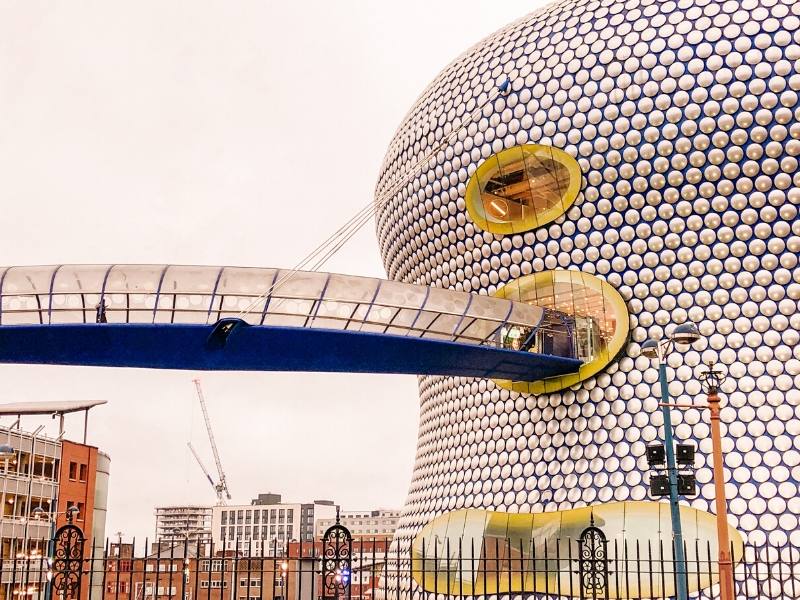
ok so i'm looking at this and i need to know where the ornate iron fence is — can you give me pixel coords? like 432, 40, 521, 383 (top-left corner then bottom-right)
2, 528, 799, 600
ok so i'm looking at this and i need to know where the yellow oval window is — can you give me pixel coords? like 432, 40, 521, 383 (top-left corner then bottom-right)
465, 144, 582, 234
492, 270, 629, 394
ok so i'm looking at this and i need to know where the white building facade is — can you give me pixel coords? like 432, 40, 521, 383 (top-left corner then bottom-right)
154, 505, 212, 543
211, 494, 337, 555
315, 509, 400, 538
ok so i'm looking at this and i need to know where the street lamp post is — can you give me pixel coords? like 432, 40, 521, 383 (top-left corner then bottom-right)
641, 323, 701, 600
699, 362, 734, 600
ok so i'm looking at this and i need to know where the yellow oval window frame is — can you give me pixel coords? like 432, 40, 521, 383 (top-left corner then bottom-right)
465, 144, 582, 234
491, 270, 630, 394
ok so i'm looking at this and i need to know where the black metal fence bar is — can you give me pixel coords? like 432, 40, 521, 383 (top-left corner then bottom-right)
3, 533, 799, 600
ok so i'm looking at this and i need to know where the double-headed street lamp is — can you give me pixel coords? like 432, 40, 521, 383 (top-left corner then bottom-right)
641, 322, 701, 600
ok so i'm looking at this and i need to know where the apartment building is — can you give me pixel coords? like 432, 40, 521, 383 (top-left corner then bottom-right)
154, 506, 212, 544
211, 494, 337, 556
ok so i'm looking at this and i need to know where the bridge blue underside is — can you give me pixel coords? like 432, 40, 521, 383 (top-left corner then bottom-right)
0, 324, 581, 380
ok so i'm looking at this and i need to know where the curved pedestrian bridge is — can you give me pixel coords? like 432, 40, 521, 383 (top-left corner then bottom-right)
0, 264, 582, 380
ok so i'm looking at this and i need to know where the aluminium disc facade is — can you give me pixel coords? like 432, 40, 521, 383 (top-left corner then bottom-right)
374, 0, 800, 595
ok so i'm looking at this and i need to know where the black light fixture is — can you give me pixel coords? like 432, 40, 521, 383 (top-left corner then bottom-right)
676, 444, 696, 466
649, 474, 670, 498
646, 443, 666, 467
677, 473, 697, 496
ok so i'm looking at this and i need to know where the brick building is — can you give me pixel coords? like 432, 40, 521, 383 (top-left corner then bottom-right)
102, 539, 390, 600
0, 415, 110, 600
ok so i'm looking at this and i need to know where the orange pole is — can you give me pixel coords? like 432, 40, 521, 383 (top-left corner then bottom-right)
707, 386, 734, 600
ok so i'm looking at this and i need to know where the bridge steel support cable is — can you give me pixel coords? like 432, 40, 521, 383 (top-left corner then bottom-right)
236, 78, 512, 320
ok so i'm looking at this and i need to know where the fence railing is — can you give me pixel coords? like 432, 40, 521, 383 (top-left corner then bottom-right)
2, 534, 799, 600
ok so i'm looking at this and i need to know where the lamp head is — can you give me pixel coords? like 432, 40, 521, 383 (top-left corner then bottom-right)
641, 338, 660, 359
670, 322, 701, 349
699, 361, 727, 393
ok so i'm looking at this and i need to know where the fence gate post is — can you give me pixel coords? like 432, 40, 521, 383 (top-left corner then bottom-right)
51, 510, 85, 600
578, 516, 609, 600
321, 509, 352, 600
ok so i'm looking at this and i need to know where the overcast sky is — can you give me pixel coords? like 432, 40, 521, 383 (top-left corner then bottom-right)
0, 0, 544, 542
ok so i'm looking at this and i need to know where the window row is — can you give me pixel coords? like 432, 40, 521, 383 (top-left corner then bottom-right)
221, 508, 293, 525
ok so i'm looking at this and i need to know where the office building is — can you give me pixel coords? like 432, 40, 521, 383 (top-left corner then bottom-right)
315, 510, 400, 538
0, 417, 110, 600
211, 494, 337, 555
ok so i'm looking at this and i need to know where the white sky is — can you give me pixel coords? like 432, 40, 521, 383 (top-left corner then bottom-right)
0, 0, 544, 541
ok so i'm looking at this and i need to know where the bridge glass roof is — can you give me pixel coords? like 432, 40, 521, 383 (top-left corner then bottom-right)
0, 265, 556, 350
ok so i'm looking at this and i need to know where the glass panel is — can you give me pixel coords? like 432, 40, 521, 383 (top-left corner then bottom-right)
272, 271, 329, 301
102, 265, 166, 324
421, 286, 470, 318
385, 307, 421, 332
422, 313, 462, 338
465, 293, 508, 321
310, 300, 360, 329
372, 279, 428, 311
155, 265, 221, 324
323, 274, 379, 304
456, 317, 499, 343
50, 265, 110, 324
465, 144, 582, 235
0, 266, 57, 325
215, 267, 277, 324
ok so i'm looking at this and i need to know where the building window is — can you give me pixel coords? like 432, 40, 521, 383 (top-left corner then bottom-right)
68, 462, 78, 480
491, 270, 629, 394
65, 501, 85, 521
220, 527, 225, 540
79, 463, 88, 482
464, 144, 581, 235
221, 512, 227, 525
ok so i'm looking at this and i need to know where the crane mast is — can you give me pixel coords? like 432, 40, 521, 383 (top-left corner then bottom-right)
192, 378, 232, 504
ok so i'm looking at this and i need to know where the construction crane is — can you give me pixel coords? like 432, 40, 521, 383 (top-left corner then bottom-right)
189, 378, 232, 505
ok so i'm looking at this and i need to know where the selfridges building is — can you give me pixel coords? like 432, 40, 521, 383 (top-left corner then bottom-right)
373, 0, 800, 593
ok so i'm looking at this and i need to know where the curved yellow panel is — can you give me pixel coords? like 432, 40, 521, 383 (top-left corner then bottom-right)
492, 270, 629, 393
464, 144, 582, 234
411, 502, 744, 599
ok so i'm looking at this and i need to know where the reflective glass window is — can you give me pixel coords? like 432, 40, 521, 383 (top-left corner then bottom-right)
465, 145, 581, 234
492, 270, 629, 393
